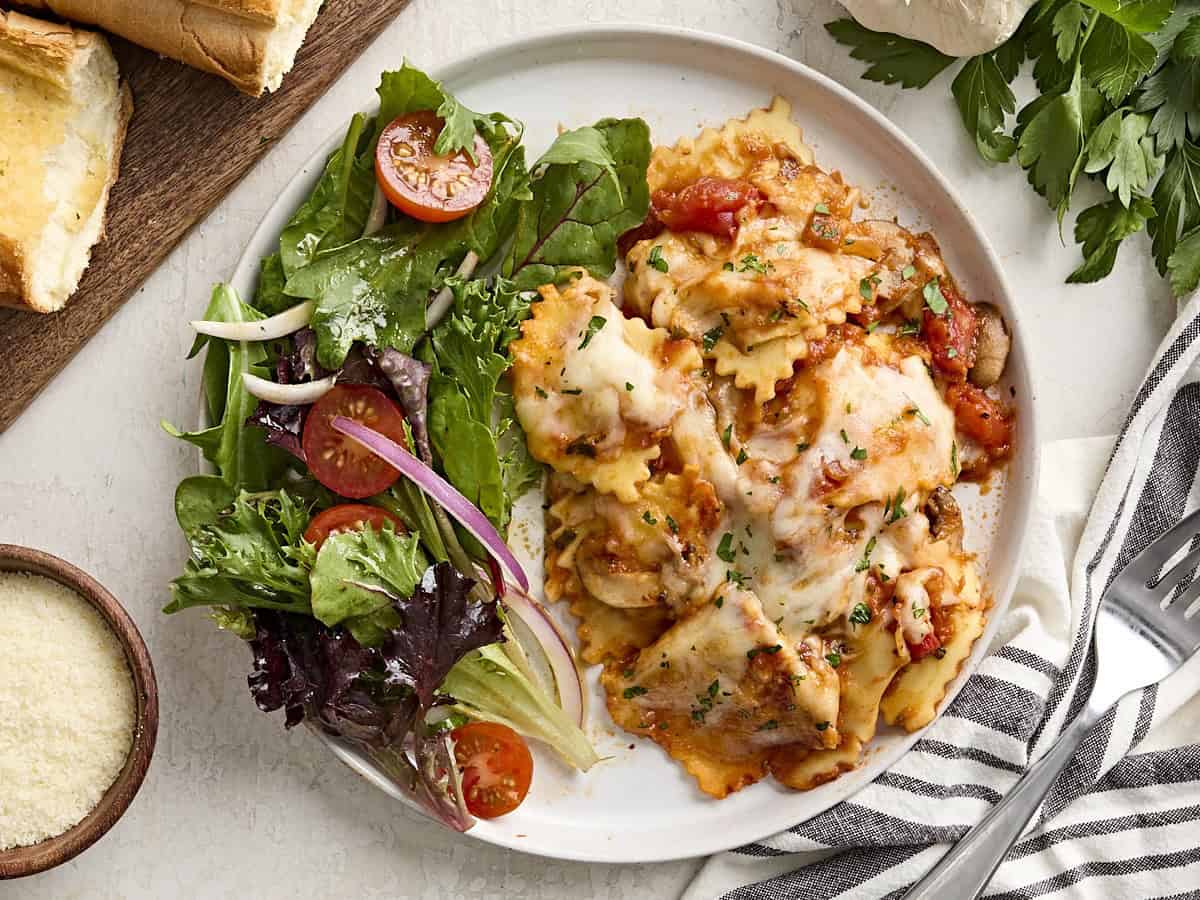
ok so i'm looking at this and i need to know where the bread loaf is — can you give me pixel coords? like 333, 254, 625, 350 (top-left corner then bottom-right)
22, 0, 325, 95
0, 10, 131, 313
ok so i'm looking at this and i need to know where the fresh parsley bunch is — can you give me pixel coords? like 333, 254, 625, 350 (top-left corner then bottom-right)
829, 0, 1200, 293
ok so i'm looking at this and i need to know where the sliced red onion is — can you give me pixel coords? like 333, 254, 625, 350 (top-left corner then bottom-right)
502, 584, 586, 728
192, 300, 314, 342
425, 251, 481, 330
363, 184, 388, 237
242, 371, 336, 405
330, 416, 530, 592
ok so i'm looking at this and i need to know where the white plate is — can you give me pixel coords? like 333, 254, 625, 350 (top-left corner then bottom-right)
226, 24, 1040, 864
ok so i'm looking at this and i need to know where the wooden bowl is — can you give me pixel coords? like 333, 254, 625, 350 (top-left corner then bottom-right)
0, 545, 158, 880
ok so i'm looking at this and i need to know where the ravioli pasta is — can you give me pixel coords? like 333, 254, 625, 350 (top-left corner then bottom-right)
512, 100, 1009, 799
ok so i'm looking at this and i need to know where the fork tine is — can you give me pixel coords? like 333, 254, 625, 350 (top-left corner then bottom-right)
1169, 575, 1200, 620
1154, 543, 1200, 598
1120, 507, 1200, 586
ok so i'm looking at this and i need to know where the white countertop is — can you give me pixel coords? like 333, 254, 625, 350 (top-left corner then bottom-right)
0, 0, 1178, 897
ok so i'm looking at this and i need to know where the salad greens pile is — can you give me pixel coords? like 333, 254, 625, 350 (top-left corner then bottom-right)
163, 62, 650, 828
828, 0, 1200, 293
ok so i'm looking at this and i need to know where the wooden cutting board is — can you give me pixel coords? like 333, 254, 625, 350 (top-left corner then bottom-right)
0, 0, 411, 435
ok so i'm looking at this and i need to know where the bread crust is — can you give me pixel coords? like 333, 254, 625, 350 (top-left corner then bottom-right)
22, 0, 321, 95
0, 11, 132, 313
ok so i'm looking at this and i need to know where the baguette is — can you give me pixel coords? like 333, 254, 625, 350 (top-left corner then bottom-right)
22, 0, 325, 95
0, 10, 131, 313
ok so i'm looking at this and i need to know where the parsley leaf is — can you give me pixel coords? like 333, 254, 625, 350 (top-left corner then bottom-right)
923, 277, 949, 314
1167, 223, 1200, 292
1017, 68, 1101, 218
1081, 16, 1157, 105
579, 315, 606, 349
1081, 0, 1172, 34
717, 532, 736, 563
648, 244, 669, 273
1085, 111, 1163, 206
1150, 141, 1200, 273
1069, 194, 1156, 282
952, 53, 1018, 162
824, 19, 955, 88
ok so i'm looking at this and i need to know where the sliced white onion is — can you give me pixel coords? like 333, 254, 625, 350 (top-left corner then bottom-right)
363, 183, 388, 237
331, 416, 530, 592
191, 300, 314, 342
242, 371, 336, 405
502, 584, 586, 728
425, 251, 481, 329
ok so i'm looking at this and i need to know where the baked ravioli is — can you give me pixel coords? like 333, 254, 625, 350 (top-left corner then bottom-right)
512, 99, 1016, 798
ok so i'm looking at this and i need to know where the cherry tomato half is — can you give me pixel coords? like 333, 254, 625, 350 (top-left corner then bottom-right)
451, 722, 533, 819
375, 110, 493, 223
301, 384, 409, 499
303, 504, 405, 551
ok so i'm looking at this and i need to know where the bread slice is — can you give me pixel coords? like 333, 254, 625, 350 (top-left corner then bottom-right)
23, 0, 325, 95
0, 11, 131, 313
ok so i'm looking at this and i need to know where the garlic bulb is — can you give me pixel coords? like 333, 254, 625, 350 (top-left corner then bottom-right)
833, 0, 1037, 56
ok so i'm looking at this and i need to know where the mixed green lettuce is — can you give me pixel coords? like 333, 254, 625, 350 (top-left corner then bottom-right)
165, 61, 655, 827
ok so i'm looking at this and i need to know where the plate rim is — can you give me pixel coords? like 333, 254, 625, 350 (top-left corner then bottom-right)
221, 22, 1042, 863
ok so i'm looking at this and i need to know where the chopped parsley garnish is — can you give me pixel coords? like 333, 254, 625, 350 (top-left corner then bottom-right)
768, 475, 781, 484
815, 721, 830, 731
561, 387, 583, 395
722, 423, 733, 448
825, 650, 842, 668
708, 679, 720, 698
726, 569, 749, 586
746, 644, 782, 659
934, 647, 947, 659
703, 325, 725, 352
814, 202, 830, 214
839, 428, 850, 444
716, 532, 736, 563
913, 607, 926, 619
623, 685, 648, 699
796, 442, 810, 452
722, 261, 735, 272
648, 244, 669, 273
756, 719, 780, 732
642, 510, 658, 525
849, 602, 872, 625
850, 446, 868, 461
578, 315, 606, 349
907, 405, 931, 426
858, 274, 880, 300
947, 347, 958, 359
736, 448, 749, 465
625, 382, 635, 391
714, 595, 724, 608
854, 536, 877, 573
666, 515, 679, 534
885, 486, 908, 524
623, 668, 635, 679
923, 277, 949, 315
738, 254, 771, 274
951, 441, 960, 476
899, 319, 921, 336
535, 386, 549, 399
902, 264, 916, 280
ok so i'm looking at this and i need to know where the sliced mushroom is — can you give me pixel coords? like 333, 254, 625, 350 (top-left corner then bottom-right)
969, 303, 1010, 388
924, 486, 964, 550
578, 547, 664, 608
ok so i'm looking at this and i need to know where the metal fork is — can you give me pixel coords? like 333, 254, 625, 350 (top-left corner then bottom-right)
903, 507, 1200, 900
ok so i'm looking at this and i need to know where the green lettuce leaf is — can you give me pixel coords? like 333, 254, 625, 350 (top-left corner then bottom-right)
442, 643, 599, 771
164, 284, 290, 490
505, 117, 651, 290
309, 525, 427, 641
167, 485, 316, 615
426, 278, 540, 535
279, 113, 377, 278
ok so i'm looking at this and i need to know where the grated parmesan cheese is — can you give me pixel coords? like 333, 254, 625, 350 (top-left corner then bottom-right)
0, 572, 135, 850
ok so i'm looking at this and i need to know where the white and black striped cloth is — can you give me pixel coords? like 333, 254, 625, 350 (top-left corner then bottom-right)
686, 296, 1200, 900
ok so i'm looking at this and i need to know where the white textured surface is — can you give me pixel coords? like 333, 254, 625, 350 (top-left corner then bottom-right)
0, 0, 1175, 896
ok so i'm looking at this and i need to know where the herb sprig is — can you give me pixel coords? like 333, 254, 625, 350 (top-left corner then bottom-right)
828, 0, 1200, 293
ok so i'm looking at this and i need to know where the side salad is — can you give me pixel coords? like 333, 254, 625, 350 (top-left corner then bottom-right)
163, 62, 652, 830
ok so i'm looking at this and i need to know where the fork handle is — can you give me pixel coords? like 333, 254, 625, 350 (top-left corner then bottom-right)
902, 709, 1099, 900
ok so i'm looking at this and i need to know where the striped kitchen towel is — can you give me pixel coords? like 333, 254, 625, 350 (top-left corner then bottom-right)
685, 295, 1200, 900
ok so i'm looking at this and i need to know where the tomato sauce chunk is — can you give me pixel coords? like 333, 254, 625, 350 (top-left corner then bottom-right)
651, 176, 761, 240
923, 283, 978, 380
946, 382, 1013, 457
